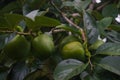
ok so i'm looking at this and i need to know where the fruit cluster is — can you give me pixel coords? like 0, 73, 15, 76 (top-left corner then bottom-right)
3, 33, 55, 61
3, 33, 104, 61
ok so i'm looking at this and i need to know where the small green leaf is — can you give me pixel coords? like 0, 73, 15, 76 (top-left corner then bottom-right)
102, 4, 119, 18
83, 11, 98, 44
99, 17, 113, 28
106, 31, 120, 43
53, 59, 88, 80
108, 24, 120, 32
74, 0, 91, 12
62, 1, 74, 7
24, 17, 36, 29
97, 17, 113, 35
35, 16, 61, 27
96, 43, 120, 56
98, 56, 120, 75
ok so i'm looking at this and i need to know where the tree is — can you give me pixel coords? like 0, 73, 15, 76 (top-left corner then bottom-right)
0, 0, 120, 80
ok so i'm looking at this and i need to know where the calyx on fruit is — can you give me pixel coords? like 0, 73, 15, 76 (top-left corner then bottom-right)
61, 41, 85, 61
4, 35, 30, 60
89, 40, 104, 50
32, 33, 55, 60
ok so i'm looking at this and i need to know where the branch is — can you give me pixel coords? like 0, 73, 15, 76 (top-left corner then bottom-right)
88, 58, 94, 70
96, 1, 110, 10
88, 0, 96, 10
0, 30, 36, 36
52, 29, 66, 33
49, 0, 86, 41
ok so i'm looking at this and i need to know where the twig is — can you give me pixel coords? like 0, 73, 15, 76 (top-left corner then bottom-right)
88, 0, 96, 10
49, 0, 86, 41
52, 29, 66, 33
49, 28, 66, 34
96, 1, 110, 10
88, 58, 94, 70
0, 30, 36, 36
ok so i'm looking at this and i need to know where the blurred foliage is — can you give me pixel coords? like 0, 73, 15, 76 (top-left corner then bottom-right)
0, 0, 120, 80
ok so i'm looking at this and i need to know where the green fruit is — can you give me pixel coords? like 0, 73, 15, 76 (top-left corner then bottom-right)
32, 34, 55, 60
4, 35, 30, 60
61, 41, 85, 60
15, 26, 23, 32
89, 40, 104, 50
60, 35, 79, 49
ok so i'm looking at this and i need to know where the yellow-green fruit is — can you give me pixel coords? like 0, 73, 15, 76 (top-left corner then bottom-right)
4, 35, 30, 60
61, 41, 85, 60
89, 40, 104, 50
59, 35, 79, 50
32, 34, 55, 60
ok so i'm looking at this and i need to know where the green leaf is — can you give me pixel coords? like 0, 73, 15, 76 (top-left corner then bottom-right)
96, 43, 120, 56
74, 0, 91, 12
1, 1, 21, 13
98, 56, 120, 75
25, 15, 61, 29
99, 17, 113, 28
97, 17, 113, 35
23, 0, 47, 15
56, 24, 80, 34
83, 11, 98, 44
108, 24, 120, 32
92, 10, 103, 20
7, 62, 29, 80
53, 59, 88, 80
29, 0, 47, 10
102, 4, 119, 18
62, 1, 74, 7
24, 17, 35, 29
106, 30, 120, 43
0, 16, 9, 30
4, 14, 24, 29
35, 16, 61, 27
80, 72, 100, 80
